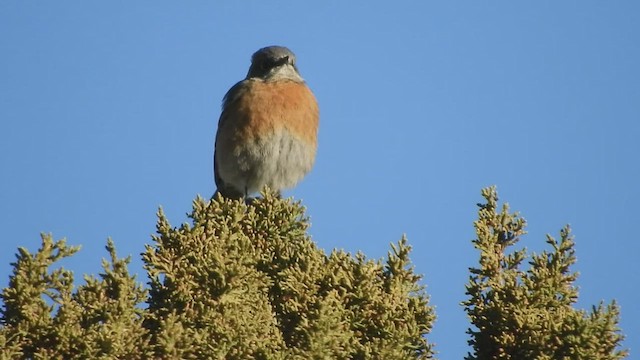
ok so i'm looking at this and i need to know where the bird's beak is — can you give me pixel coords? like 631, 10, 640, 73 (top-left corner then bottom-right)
276, 56, 290, 66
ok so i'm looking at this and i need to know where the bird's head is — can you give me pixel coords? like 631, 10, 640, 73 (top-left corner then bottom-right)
246, 46, 303, 82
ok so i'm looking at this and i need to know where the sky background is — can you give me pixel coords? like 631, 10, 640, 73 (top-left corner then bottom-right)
1, 2, 638, 358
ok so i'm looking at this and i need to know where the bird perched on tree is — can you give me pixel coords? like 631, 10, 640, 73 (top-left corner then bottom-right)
213, 46, 319, 199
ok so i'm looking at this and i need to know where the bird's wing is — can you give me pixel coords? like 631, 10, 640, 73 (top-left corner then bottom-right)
213, 80, 249, 198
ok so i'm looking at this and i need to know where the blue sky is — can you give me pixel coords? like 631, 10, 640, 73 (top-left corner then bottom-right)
1, 2, 638, 358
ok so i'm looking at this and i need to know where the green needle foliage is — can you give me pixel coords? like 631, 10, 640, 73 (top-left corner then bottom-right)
463, 186, 628, 360
1, 188, 627, 359
0, 236, 150, 359
1, 191, 435, 359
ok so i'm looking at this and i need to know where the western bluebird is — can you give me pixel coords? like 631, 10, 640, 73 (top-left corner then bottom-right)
213, 46, 319, 199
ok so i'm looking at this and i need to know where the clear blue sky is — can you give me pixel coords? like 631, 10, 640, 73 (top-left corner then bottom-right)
1, 2, 638, 358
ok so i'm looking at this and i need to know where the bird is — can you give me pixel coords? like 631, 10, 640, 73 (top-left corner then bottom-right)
213, 46, 319, 200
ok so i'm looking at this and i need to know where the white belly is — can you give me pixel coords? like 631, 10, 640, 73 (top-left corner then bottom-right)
217, 128, 316, 195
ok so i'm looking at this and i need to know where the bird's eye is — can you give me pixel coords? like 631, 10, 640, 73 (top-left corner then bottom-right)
261, 59, 276, 70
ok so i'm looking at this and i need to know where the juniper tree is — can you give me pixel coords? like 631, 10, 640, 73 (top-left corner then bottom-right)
0, 236, 150, 359
142, 193, 435, 359
1, 188, 627, 359
1, 191, 435, 359
463, 186, 627, 360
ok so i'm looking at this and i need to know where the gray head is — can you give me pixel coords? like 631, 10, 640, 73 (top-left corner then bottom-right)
246, 46, 303, 82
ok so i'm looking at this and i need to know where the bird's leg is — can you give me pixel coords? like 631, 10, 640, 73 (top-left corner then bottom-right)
243, 186, 255, 205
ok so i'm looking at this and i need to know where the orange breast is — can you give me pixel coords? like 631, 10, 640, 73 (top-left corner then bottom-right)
226, 80, 319, 147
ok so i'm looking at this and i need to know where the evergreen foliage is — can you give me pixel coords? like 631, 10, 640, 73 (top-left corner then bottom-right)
1, 191, 435, 359
463, 186, 627, 359
0, 188, 627, 359
0, 236, 150, 359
